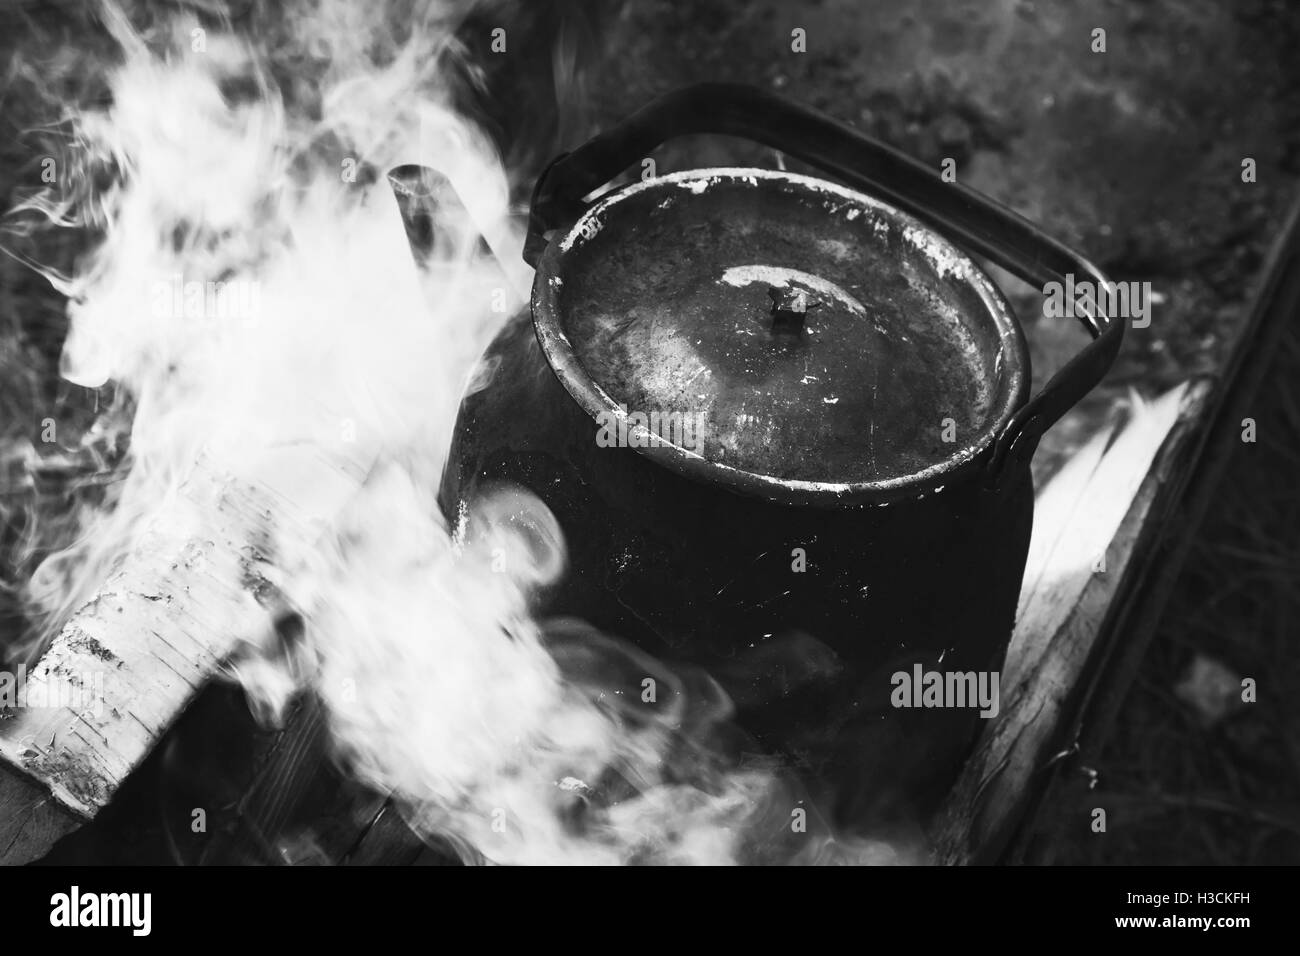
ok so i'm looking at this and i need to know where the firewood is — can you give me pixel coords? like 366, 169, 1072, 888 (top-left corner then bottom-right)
932, 382, 1199, 862
0, 442, 373, 865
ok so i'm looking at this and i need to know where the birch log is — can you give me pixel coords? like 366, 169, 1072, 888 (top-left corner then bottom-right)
0, 443, 373, 865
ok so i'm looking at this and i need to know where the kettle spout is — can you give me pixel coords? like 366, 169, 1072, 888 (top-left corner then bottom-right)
387, 163, 531, 301
387, 164, 460, 267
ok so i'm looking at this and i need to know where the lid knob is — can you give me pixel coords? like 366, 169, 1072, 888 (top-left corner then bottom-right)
768, 283, 820, 334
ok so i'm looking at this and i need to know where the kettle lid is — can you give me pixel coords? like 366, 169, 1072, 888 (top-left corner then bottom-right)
535, 168, 1024, 491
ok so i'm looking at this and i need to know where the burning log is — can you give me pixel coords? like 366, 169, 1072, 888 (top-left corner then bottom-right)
0, 164, 518, 865
0, 96, 519, 862
0, 0, 549, 867
0, 442, 374, 865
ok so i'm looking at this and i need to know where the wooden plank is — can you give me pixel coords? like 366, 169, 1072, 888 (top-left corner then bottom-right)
0, 767, 79, 865
934, 194, 1300, 864
1007, 196, 1300, 864
932, 382, 1201, 862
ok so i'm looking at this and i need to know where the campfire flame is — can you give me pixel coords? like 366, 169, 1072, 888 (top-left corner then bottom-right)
6, 0, 914, 865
